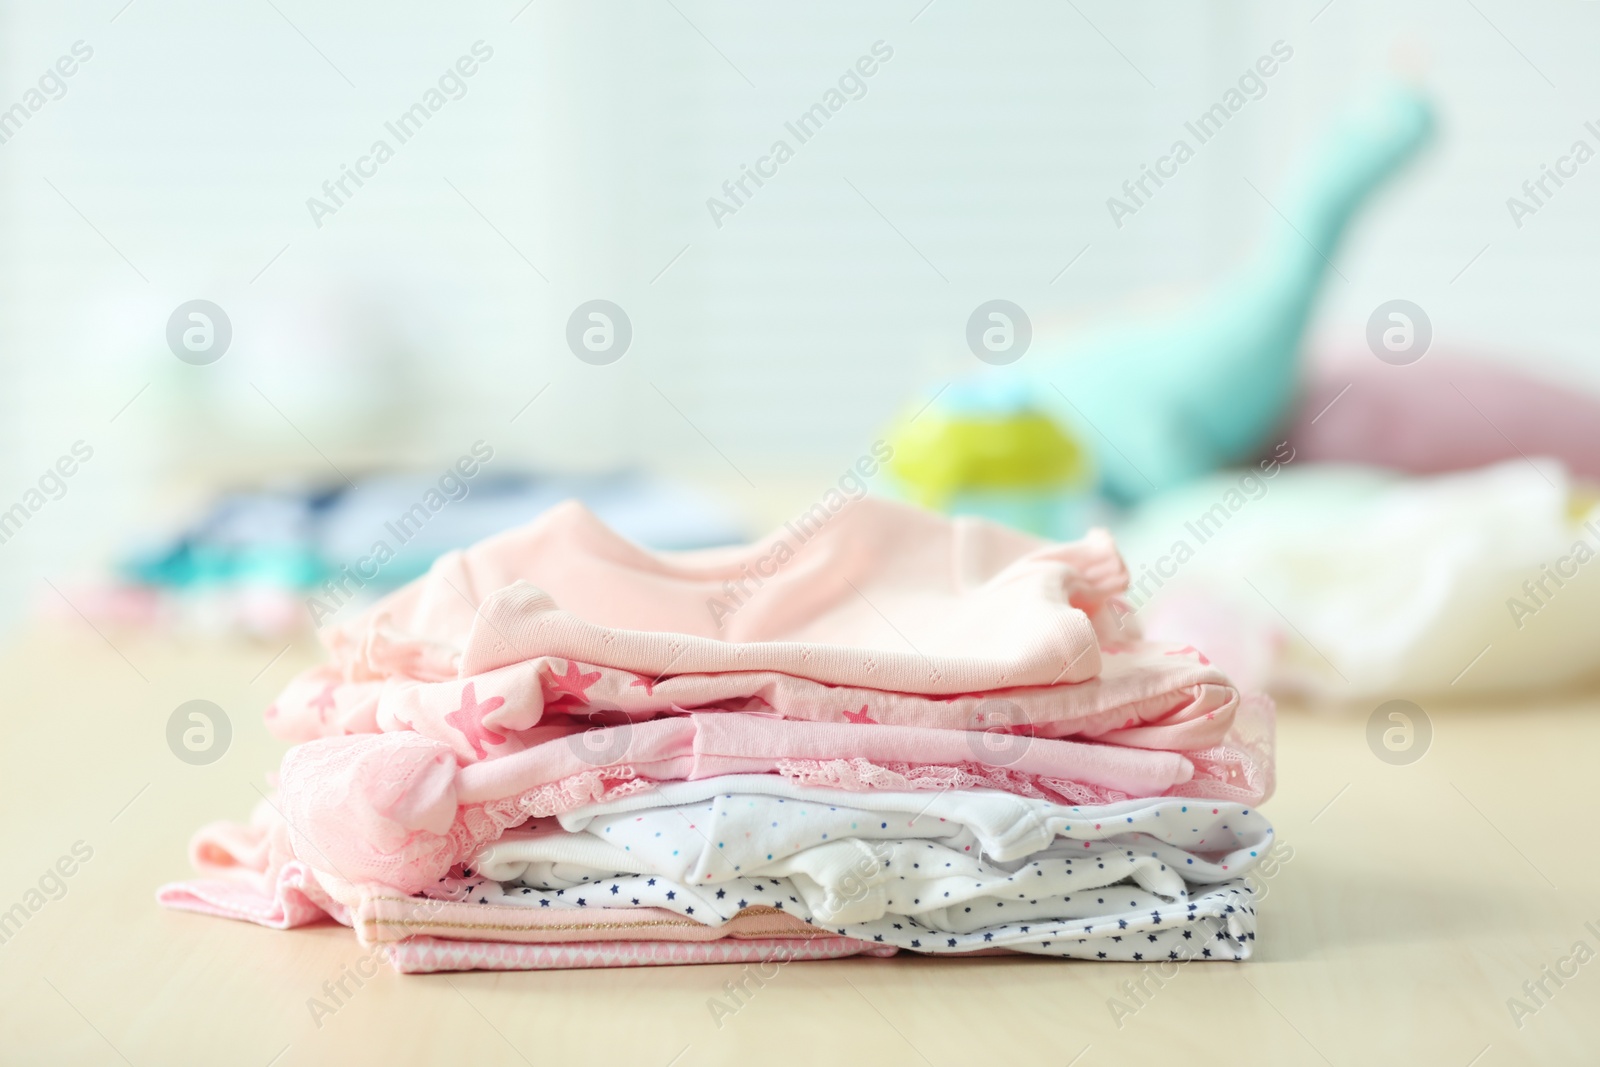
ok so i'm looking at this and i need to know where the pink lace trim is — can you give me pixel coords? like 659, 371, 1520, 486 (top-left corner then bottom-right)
775, 692, 1273, 807
772, 758, 1132, 807
1171, 692, 1274, 803
443, 768, 662, 879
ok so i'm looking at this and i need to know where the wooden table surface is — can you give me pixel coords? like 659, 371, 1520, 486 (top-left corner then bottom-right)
1, 624, 1596, 1066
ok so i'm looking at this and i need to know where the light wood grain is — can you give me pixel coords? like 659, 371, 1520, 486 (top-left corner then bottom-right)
0, 624, 1594, 1066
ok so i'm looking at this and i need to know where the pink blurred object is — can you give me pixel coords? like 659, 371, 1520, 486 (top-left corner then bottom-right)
35, 580, 307, 639
37, 582, 167, 627
1288, 352, 1600, 478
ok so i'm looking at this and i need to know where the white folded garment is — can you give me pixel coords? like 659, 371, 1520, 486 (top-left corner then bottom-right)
463, 777, 1270, 960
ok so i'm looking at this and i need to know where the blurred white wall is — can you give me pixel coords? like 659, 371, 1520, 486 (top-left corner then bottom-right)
1, 0, 1598, 618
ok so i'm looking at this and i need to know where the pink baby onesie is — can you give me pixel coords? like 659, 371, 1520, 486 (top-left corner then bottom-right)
321, 498, 1127, 692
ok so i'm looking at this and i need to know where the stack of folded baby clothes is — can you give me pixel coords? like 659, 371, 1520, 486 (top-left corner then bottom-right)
159, 498, 1275, 973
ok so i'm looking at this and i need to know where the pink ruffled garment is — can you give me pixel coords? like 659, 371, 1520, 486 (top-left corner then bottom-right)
161, 498, 1275, 962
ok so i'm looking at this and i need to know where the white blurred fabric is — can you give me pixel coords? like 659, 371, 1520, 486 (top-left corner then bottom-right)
1117, 460, 1600, 700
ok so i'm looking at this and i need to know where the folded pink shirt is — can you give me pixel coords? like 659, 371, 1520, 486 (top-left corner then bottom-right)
322, 498, 1127, 691
268, 645, 1240, 758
